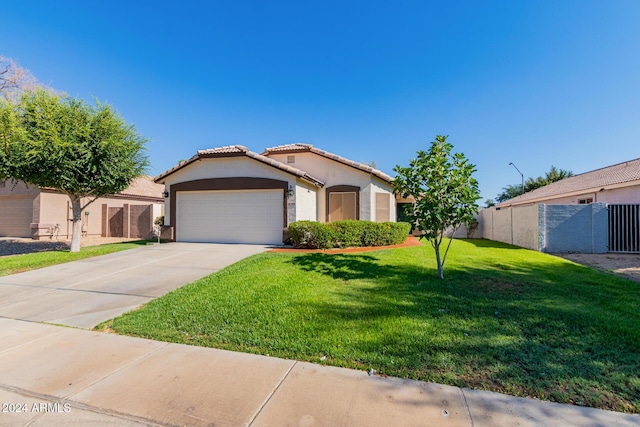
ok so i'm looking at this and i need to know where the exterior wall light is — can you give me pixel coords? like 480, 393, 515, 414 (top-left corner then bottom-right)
286, 186, 295, 198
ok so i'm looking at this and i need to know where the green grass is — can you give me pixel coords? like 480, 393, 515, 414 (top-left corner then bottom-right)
104, 239, 640, 413
0, 241, 150, 277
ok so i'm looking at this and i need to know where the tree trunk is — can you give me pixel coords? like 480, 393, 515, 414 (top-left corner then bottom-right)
69, 196, 83, 253
434, 242, 444, 279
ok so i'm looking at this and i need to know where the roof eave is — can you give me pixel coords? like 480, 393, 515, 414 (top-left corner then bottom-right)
497, 178, 640, 207
154, 155, 200, 183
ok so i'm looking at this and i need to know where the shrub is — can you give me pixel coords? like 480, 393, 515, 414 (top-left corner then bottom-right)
288, 220, 411, 249
288, 221, 335, 249
329, 220, 366, 248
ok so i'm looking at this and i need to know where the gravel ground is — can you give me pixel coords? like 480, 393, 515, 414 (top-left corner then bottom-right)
0, 236, 143, 257
555, 252, 640, 283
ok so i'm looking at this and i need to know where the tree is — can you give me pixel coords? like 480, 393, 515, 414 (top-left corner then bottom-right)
484, 199, 496, 208
495, 184, 523, 202
0, 90, 149, 252
0, 56, 40, 103
393, 135, 480, 279
495, 165, 573, 202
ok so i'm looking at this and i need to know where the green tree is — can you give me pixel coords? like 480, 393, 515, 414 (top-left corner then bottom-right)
496, 165, 573, 202
0, 90, 148, 252
393, 135, 480, 279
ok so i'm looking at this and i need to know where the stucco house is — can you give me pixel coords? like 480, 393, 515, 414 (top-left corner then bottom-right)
0, 176, 164, 239
155, 144, 397, 245
496, 158, 640, 208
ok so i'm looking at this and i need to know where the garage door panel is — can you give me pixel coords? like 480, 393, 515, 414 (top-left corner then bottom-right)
0, 197, 34, 237
176, 190, 283, 244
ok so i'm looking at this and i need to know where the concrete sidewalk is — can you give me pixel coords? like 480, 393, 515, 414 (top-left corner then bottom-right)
0, 319, 637, 427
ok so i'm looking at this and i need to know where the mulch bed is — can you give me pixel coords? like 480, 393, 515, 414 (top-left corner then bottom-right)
269, 236, 422, 254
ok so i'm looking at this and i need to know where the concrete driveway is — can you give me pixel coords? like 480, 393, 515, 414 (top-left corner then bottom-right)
0, 242, 267, 329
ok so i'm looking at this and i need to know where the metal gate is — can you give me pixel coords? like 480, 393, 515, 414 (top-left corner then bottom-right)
608, 204, 640, 253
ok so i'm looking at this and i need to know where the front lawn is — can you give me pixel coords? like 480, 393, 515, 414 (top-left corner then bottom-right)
105, 239, 640, 413
0, 241, 150, 277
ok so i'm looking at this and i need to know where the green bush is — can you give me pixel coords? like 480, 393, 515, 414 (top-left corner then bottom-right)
288, 221, 335, 249
330, 220, 366, 248
288, 220, 411, 249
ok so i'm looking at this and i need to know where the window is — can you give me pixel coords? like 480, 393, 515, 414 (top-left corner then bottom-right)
578, 198, 593, 204
375, 193, 390, 222
326, 185, 360, 222
329, 192, 357, 221
287, 155, 295, 163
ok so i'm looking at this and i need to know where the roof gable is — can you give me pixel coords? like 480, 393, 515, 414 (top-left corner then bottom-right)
154, 145, 324, 187
262, 143, 393, 183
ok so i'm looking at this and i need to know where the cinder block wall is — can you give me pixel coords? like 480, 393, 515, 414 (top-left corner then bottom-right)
540, 203, 608, 253
478, 203, 608, 253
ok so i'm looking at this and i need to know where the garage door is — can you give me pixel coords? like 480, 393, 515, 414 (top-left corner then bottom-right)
176, 189, 283, 244
0, 196, 34, 237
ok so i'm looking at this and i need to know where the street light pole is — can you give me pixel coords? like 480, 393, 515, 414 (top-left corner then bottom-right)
509, 162, 524, 195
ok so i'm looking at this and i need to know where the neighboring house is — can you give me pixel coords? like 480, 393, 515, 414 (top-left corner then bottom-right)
155, 144, 397, 245
0, 176, 164, 239
496, 158, 640, 208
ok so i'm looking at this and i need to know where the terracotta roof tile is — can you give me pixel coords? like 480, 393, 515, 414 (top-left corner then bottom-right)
198, 145, 248, 155
263, 143, 313, 152
497, 158, 640, 206
119, 176, 165, 200
155, 145, 324, 187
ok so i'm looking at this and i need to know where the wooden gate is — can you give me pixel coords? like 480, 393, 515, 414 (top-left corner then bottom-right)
129, 205, 151, 238
608, 204, 640, 253
108, 207, 124, 237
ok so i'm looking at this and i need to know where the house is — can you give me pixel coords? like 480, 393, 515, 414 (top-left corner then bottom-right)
155, 144, 397, 245
0, 176, 164, 239
496, 158, 640, 208
482, 158, 640, 254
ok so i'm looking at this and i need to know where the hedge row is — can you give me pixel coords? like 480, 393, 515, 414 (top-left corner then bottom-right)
288, 220, 411, 249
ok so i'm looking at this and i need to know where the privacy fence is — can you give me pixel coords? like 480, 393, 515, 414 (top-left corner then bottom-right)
478, 203, 611, 254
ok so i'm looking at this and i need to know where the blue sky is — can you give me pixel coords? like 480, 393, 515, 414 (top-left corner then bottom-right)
2, 1, 639, 202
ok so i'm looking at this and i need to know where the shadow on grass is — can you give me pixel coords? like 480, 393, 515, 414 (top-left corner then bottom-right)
287, 250, 640, 412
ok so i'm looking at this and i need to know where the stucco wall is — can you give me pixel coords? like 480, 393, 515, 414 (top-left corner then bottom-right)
493, 208, 516, 246
161, 157, 300, 225
294, 183, 317, 222
479, 205, 540, 250
268, 152, 394, 222
593, 185, 640, 204
512, 205, 540, 249
370, 179, 397, 222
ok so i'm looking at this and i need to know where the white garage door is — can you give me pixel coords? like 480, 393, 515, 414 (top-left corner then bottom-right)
176, 189, 283, 244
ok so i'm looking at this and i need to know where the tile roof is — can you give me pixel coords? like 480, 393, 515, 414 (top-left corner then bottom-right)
39, 175, 164, 201
154, 145, 325, 186
119, 176, 165, 200
262, 143, 313, 152
263, 143, 393, 182
497, 158, 640, 206
198, 145, 249, 154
